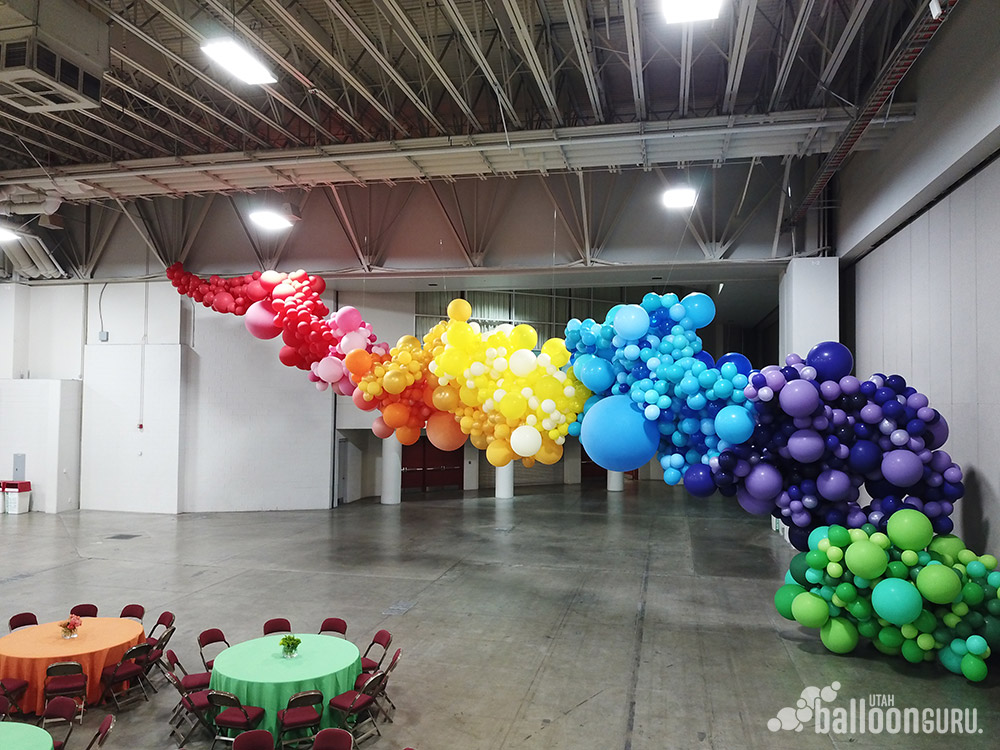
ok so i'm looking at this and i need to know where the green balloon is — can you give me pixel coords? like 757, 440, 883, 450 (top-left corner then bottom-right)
858, 620, 881, 639
887, 509, 934, 551
789, 552, 811, 586
929, 534, 966, 564
982, 616, 1000, 648
988, 598, 1000, 617
916, 564, 962, 604
849, 598, 873, 621
873, 639, 901, 656
960, 653, 988, 682
901, 639, 925, 664
835, 583, 858, 603
939, 645, 963, 674
845, 540, 888, 579
887, 561, 909, 579
962, 582, 985, 606
828, 525, 852, 548
914, 609, 937, 634
821, 617, 859, 654
879, 626, 905, 648
792, 592, 830, 628
806, 549, 829, 569
775, 584, 806, 620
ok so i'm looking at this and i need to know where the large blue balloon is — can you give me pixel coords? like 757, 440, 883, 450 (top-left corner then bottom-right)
580, 395, 660, 472
681, 292, 716, 329
612, 305, 650, 340
806, 341, 853, 381
717, 352, 752, 376
574, 354, 615, 393
715, 405, 755, 444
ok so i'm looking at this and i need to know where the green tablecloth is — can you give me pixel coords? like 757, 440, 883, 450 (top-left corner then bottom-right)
0, 722, 55, 750
209, 634, 361, 738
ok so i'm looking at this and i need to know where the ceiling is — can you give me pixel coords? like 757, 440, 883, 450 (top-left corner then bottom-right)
0, 0, 933, 204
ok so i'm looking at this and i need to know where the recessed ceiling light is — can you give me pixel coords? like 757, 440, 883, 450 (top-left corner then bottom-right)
249, 209, 294, 230
0, 227, 20, 242
428, 283, 438, 287
663, 0, 724, 24
202, 40, 277, 85
652, 276, 663, 281
662, 187, 698, 209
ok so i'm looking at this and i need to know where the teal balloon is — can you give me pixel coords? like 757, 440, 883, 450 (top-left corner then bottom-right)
715, 405, 755, 444
871, 578, 923, 626
574, 354, 615, 393
681, 292, 716, 329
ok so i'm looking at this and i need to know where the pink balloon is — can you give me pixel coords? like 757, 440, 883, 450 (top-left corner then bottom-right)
371, 417, 393, 439
335, 306, 363, 332
336, 378, 356, 396
315, 381, 329, 392
244, 300, 281, 339
352, 387, 378, 411
338, 330, 368, 354
316, 356, 345, 384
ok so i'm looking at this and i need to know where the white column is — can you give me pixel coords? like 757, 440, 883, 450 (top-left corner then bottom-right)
562, 439, 581, 484
380, 438, 402, 505
778, 257, 840, 358
607, 471, 624, 492
463, 441, 480, 491
495, 463, 514, 499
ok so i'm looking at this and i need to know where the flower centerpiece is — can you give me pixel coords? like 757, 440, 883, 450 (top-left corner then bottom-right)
279, 634, 301, 658
60, 614, 83, 639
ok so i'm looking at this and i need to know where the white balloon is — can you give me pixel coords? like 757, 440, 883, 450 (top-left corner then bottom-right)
510, 425, 542, 457
508, 349, 537, 376
540, 398, 556, 413
493, 357, 508, 372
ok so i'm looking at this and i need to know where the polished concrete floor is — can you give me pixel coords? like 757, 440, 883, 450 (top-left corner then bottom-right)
1, 481, 997, 750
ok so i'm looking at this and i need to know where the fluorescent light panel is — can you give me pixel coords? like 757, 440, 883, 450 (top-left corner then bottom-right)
249, 210, 294, 230
0, 227, 21, 241
201, 39, 277, 85
662, 187, 698, 209
663, 0, 724, 24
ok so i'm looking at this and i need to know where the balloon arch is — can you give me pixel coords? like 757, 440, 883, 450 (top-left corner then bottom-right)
168, 263, 998, 682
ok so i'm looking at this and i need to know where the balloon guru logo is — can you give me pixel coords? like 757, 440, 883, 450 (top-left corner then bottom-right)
769, 682, 981, 735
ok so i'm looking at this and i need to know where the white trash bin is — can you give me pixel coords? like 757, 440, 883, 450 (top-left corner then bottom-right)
3, 481, 31, 514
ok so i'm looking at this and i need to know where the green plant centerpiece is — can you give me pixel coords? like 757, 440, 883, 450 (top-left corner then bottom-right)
279, 634, 301, 658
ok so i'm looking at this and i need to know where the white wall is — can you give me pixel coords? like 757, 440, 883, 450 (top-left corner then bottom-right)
0, 379, 81, 513
778, 257, 839, 359
853, 157, 1000, 551
28, 285, 86, 379
0, 283, 30, 378
838, 0, 1000, 260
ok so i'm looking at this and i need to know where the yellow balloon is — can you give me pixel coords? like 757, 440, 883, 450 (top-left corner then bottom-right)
536, 439, 563, 465
486, 439, 514, 467
541, 338, 571, 367
396, 334, 421, 350
459, 385, 479, 407
432, 386, 459, 411
447, 321, 477, 350
494, 423, 511, 440
382, 369, 408, 395
447, 298, 472, 322
534, 376, 562, 401
499, 393, 528, 420
471, 433, 488, 450
520, 456, 536, 468
438, 347, 466, 377
510, 324, 538, 350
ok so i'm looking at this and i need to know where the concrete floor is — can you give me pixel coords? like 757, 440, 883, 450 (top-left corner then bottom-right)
1, 481, 997, 750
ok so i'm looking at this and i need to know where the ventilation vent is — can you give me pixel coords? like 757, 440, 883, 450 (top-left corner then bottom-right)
0, 39, 102, 112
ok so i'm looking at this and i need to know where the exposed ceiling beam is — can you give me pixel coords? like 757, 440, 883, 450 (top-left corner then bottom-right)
809, 0, 877, 106
0, 112, 113, 162
562, 0, 605, 122
679, 25, 693, 116
438, 0, 521, 128
722, 0, 758, 114
258, 0, 411, 135
320, 0, 448, 134
768, 0, 816, 111
622, 0, 646, 119
82, 0, 303, 146
495, 0, 563, 126
372, 0, 483, 131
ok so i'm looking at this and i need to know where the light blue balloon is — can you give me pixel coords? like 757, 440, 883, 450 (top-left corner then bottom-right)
613, 304, 650, 340
871, 579, 923, 626
681, 292, 716, 329
575, 354, 615, 393
715, 405, 755, 444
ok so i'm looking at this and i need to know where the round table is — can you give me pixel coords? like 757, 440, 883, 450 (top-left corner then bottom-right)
0, 618, 145, 714
0, 720, 55, 749
209, 634, 361, 738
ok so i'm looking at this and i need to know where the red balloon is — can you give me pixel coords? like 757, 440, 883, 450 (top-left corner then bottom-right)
371, 417, 393, 439
426, 411, 467, 452
212, 291, 235, 313
352, 388, 378, 411
259, 270, 284, 292
310, 276, 327, 295
246, 280, 267, 302
244, 301, 281, 339
278, 346, 300, 368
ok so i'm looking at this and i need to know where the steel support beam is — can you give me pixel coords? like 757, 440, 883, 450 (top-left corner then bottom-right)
622, 0, 646, 119
768, 0, 816, 111
809, 0, 876, 106
496, 0, 562, 126
722, 0, 758, 114
563, 0, 605, 122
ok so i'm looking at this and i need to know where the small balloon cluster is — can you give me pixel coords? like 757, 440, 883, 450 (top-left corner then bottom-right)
168, 263, 383, 394
776, 510, 999, 681
564, 292, 756, 482
708, 341, 963, 549
166, 262, 260, 315
424, 298, 590, 468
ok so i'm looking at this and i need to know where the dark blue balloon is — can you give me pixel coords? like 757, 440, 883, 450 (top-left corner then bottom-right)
717, 352, 752, 375
718, 451, 738, 471
788, 526, 811, 551
933, 516, 954, 534
683, 464, 716, 497
874, 387, 895, 405
751, 373, 767, 389
801, 479, 817, 497
805, 341, 853, 381
906, 419, 925, 436
718, 484, 738, 498
886, 374, 907, 392
693, 350, 715, 368
881, 400, 904, 419
860, 380, 877, 397
780, 366, 800, 381
788, 485, 802, 501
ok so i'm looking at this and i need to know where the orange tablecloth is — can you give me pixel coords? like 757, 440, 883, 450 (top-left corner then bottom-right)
0, 618, 144, 714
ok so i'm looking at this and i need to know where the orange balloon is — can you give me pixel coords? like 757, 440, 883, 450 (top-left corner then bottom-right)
432, 385, 459, 412
344, 348, 373, 376
382, 402, 410, 429
486, 439, 514, 467
426, 411, 468, 452
395, 426, 421, 445
536, 439, 564, 465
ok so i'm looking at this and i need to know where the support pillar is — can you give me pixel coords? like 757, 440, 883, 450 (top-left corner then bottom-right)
380, 438, 402, 505
778, 257, 840, 358
495, 463, 514, 499
607, 471, 624, 492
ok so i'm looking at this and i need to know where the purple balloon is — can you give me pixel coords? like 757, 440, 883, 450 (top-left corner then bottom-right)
929, 450, 952, 471
737, 487, 776, 515
881, 450, 924, 487
925, 415, 949, 449
907, 392, 929, 410
778, 379, 821, 417
816, 469, 851, 501
787, 429, 826, 463
943, 465, 963, 483
820, 381, 842, 401
745, 463, 784, 501
683, 464, 716, 497
860, 403, 883, 424
807, 341, 854, 382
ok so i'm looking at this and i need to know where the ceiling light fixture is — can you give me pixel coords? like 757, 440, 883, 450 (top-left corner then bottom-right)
249, 209, 294, 231
662, 0, 724, 24
201, 40, 277, 85
662, 187, 698, 209
0, 227, 21, 242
